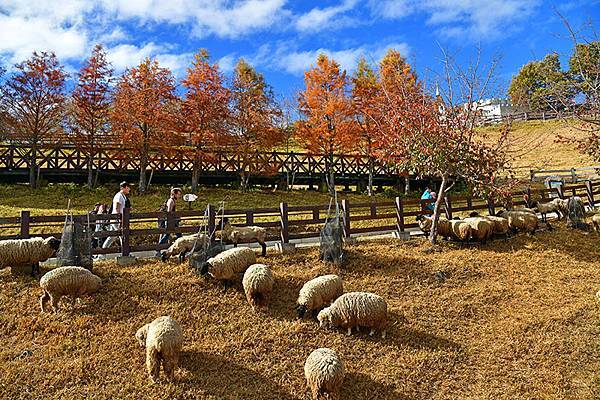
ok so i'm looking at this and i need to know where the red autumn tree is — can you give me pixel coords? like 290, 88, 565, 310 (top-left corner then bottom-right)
351, 57, 381, 196
181, 49, 231, 192
111, 58, 179, 193
229, 59, 283, 192
297, 54, 357, 195
1, 51, 66, 188
70, 44, 113, 188
375, 48, 511, 244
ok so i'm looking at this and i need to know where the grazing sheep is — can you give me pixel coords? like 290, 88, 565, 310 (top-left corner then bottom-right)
217, 218, 268, 256
136, 316, 183, 383
0, 236, 61, 276
161, 233, 210, 263
551, 197, 569, 216
317, 292, 388, 338
535, 201, 562, 222
304, 348, 345, 400
199, 247, 256, 289
416, 215, 471, 242
496, 210, 538, 234
592, 214, 600, 232
242, 264, 274, 311
39, 266, 102, 313
469, 212, 509, 236
296, 274, 344, 319
463, 217, 494, 243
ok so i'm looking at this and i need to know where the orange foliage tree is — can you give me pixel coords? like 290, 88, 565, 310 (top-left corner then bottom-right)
181, 49, 231, 192
1, 51, 66, 188
297, 54, 356, 195
351, 57, 381, 196
229, 59, 283, 192
70, 44, 113, 188
111, 58, 179, 193
375, 49, 511, 244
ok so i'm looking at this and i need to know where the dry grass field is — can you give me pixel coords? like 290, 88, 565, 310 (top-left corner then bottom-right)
1, 223, 599, 400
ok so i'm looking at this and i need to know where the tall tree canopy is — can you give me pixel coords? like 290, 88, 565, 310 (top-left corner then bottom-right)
296, 53, 356, 195
111, 58, 179, 193
230, 59, 283, 192
70, 44, 113, 188
181, 49, 231, 191
1, 51, 66, 188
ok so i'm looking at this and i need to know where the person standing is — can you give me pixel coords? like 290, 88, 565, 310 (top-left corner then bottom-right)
156, 188, 183, 256
102, 181, 131, 250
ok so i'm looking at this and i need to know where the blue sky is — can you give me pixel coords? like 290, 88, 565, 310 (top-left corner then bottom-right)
0, 0, 598, 100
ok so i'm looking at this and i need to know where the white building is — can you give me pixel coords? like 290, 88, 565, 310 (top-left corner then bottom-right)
466, 98, 530, 123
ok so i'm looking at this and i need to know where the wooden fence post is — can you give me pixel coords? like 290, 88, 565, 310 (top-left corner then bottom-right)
585, 180, 595, 208
395, 197, 405, 233
20, 210, 30, 239
557, 183, 565, 199
487, 198, 495, 216
121, 207, 130, 257
341, 199, 351, 238
207, 204, 216, 238
571, 168, 577, 183
166, 210, 175, 234
246, 210, 254, 225
444, 195, 453, 220
280, 202, 289, 244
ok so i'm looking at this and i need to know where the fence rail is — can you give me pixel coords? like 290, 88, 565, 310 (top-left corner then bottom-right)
1, 180, 598, 257
479, 110, 574, 126
530, 166, 600, 183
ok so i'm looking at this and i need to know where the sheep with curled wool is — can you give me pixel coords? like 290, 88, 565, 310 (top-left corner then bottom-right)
317, 291, 388, 338
304, 347, 345, 400
242, 263, 274, 311
136, 316, 183, 383
161, 233, 210, 263
469, 212, 509, 236
296, 274, 343, 319
496, 210, 538, 234
39, 266, 101, 313
0, 236, 60, 276
199, 246, 256, 289
463, 217, 494, 243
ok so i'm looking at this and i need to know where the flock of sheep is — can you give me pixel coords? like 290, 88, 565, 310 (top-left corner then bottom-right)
2, 195, 600, 399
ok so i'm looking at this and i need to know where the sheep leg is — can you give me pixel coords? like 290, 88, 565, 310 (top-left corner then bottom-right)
178, 250, 188, 264
369, 329, 375, 336
31, 263, 40, 277
163, 356, 177, 382
381, 330, 387, 339
233, 242, 238, 248
260, 242, 267, 257
222, 280, 231, 293
147, 348, 160, 383
346, 327, 352, 336
50, 294, 60, 313
40, 291, 50, 313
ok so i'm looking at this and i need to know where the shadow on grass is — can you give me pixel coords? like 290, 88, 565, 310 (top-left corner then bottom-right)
181, 350, 297, 400
343, 372, 409, 400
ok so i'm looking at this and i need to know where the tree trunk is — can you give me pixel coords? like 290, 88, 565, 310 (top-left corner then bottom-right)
139, 152, 147, 193
326, 152, 336, 196
87, 155, 94, 189
240, 172, 250, 193
191, 156, 200, 192
404, 175, 410, 194
367, 157, 374, 197
428, 175, 448, 245
28, 149, 37, 189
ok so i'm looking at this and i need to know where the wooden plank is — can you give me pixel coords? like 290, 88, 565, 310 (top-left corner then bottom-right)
349, 213, 396, 222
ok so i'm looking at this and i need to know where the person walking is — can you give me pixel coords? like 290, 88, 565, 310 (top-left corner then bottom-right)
156, 188, 183, 257
102, 181, 131, 251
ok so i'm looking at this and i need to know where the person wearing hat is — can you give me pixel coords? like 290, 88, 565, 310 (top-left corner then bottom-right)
102, 181, 131, 250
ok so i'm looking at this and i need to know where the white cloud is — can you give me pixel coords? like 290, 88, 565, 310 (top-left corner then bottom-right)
255, 41, 411, 75
106, 42, 163, 72
295, 0, 358, 32
156, 52, 194, 77
368, 0, 413, 19
218, 54, 237, 73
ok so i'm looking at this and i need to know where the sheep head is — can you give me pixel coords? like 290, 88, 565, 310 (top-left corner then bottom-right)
199, 261, 211, 275
135, 324, 150, 348
469, 211, 480, 218
296, 304, 308, 319
317, 308, 331, 328
44, 237, 61, 252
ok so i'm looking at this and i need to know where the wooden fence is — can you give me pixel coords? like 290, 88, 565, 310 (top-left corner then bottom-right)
1, 180, 599, 256
479, 110, 574, 126
530, 166, 600, 183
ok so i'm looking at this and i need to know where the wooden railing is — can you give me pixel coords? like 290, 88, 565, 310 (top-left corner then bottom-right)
530, 166, 600, 183
1, 180, 598, 256
478, 110, 574, 126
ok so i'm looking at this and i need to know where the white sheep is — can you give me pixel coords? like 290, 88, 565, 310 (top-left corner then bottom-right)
0, 236, 61, 276
469, 212, 509, 236
592, 214, 600, 232
318, 292, 388, 338
242, 263, 274, 311
39, 266, 102, 313
304, 348, 345, 400
161, 233, 210, 263
535, 201, 562, 222
463, 217, 494, 243
199, 246, 257, 289
135, 316, 183, 383
496, 210, 539, 234
217, 218, 268, 256
416, 215, 471, 242
296, 274, 343, 319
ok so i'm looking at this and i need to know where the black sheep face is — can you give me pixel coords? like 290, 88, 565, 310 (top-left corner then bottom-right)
46, 237, 61, 251
296, 304, 307, 319
199, 262, 210, 275
469, 211, 480, 218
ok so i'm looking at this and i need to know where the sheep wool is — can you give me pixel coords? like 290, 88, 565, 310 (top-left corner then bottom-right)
591, 214, 600, 232
219, 219, 268, 256
297, 274, 343, 319
304, 348, 345, 400
162, 233, 210, 262
39, 266, 102, 313
136, 316, 183, 383
482, 215, 509, 235
498, 210, 538, 233
242, 264, 274, 310
463, 217, 494, 242
0, 237, 60, 271
418, 216, 471, 242
203, 247, 256, 281
318, 292, 388, 338
449, 220, 473, 241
